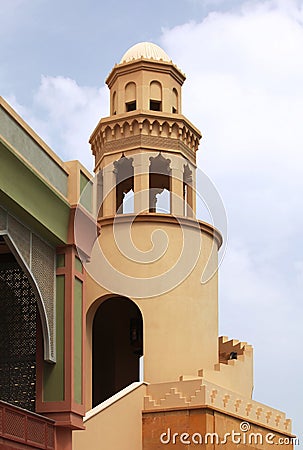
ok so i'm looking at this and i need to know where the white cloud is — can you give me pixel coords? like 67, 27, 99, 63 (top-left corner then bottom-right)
34, 75, 109, 170
161, 0, 303, 436
8, 76, 109, 171
160, 0, 303, 248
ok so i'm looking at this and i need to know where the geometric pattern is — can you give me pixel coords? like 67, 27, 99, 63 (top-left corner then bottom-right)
0, 207, 56, 362
0, 259, 36, 411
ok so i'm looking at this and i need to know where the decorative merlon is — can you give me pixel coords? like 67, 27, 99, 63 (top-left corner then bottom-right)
219, 335, 253, 364
90, 113, 201, 165
144, 379, 292, 434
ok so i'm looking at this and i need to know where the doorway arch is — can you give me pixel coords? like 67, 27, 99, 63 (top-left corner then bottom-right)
92, 296, 143, 407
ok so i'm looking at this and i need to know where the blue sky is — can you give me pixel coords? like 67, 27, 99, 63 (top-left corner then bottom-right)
1, 0, 302, 442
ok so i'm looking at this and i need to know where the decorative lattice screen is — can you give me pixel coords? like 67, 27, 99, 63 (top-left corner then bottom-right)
0, 257, 36, 411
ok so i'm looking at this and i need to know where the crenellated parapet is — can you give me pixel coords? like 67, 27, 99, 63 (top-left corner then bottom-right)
192, 335, 254, 397
90, 112, 201, 169
144, 379, 292, 434
218, 335, 253, 364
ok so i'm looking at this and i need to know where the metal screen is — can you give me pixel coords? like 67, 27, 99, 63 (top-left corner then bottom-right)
0, 257, 36, 411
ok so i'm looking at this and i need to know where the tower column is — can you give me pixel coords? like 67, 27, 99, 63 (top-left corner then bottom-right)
170, 156, 185, 216
188, 165, 196, 217
102, 163, 116, 216
133, 153, 150, 214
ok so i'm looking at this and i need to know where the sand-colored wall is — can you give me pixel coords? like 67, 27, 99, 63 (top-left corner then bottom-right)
201, 358, 253, 399
84, 217, 219, 410
198, 336, 254, 398
73, 383, 146, 450
144, 378, 292, 436
106, 59, 183, 116
143, 408, 295, 449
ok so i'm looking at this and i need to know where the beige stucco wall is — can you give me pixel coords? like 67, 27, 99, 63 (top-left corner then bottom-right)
144, 378, 292, 437
107, 61, 183, 116
201, 355, 254, 398
73, 383, 146, 450
84, 217, 220, 411
143, 406, 294, 449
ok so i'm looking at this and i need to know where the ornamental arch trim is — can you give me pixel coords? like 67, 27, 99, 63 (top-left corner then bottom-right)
0, 207, 56, 362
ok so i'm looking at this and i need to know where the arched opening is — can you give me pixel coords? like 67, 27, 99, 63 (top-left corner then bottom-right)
114, 155, 134, 214
150, 80, 162, 111
149, 153, 171, 213
122, 189, 134, 213
92, 296, 143, 407
112, 91, 117, 115
125, 82, 137, 112
155, 189, 170, 214
172, 88, 178, 113
0, 236, 37, 412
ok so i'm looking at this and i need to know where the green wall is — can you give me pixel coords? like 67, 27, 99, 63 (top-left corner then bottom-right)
74, 277, 83, 404
43, 275, 65, 402
80, 171, 93, 213
0, 105, 68, 196
0, 138, 70, 244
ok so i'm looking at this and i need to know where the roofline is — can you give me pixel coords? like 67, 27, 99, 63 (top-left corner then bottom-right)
0, 96, 69, 175
106, 58, 186, 88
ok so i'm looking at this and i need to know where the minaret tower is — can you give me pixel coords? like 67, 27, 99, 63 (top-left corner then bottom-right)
91, 42, 201, 217
74, 42, 293, 450
86, 41, 222, 404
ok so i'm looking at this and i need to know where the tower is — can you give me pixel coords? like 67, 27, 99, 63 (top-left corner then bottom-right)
84, 41, 221, 399
72, 42, 294, 449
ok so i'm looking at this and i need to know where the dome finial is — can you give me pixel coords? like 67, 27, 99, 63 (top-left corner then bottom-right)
120, 42, 171, 64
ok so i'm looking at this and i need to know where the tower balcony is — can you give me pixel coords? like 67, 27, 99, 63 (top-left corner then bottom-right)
90, 111, 202, 170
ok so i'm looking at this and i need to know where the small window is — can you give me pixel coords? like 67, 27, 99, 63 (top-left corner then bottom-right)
125, 82, 136, 112
126, 101, 136, 112
150, 100, 161, 111
172, 88, 178, 113
112, 91, 117, 115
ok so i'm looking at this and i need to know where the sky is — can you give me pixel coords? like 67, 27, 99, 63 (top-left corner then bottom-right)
1, 0, 302, 442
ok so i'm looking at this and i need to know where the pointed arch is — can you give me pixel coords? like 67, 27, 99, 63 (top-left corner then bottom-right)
125, 82, 137, 112
105, 125, 112, 141
112, 90, 117, 115
114, 123, 122, 139
131, 119, 140, 135
114, 155, 134, 214
161, 121, 170, 138
149, 153, 171, 213
142, 119, 150, 135
1, 233, 51, 362
149, 80, 162, 111
123, 121, 131, 138
151, 119, 160, 136
171, 123, 179, 138
172, 87, 178, 113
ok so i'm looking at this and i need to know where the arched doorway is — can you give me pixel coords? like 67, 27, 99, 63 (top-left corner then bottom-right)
92, 296, 143, 407
0, 240, 37, 412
